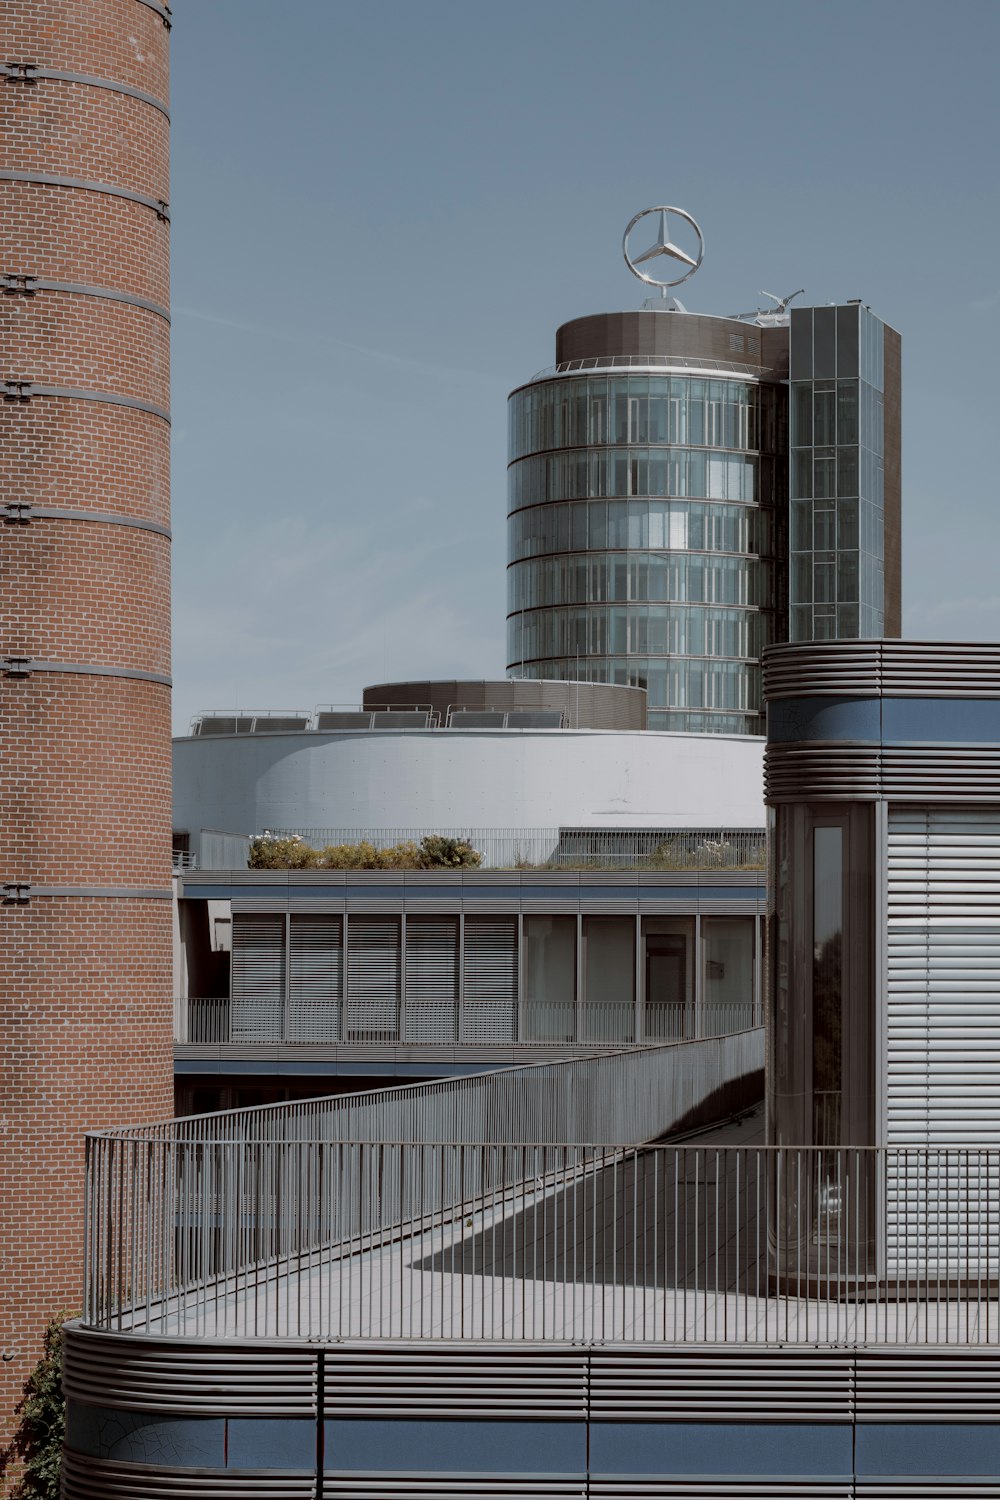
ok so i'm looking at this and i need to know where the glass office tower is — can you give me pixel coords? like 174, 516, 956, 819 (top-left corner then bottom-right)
506, 303, 900, 733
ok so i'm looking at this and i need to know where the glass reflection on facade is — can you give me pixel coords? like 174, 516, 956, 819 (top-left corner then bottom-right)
789, 303, 886, 640
507, 371, 785, 734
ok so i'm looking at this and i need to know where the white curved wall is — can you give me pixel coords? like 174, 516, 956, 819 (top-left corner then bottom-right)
173, 729, 765, 838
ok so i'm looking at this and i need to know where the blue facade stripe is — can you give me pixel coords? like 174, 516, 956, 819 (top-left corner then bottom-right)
589, 1421, 853, 1476
882, 696, 1000, 744
767, 695, 881, 743
768, 693, 1000, 746
855, 1423, 1000, 1476
65, 1405, 226, 1466
324, 1417, 586, 1473
64, 1406, 1000, 1482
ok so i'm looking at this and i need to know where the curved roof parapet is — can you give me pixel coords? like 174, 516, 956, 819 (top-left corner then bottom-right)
362, 678, 647, 732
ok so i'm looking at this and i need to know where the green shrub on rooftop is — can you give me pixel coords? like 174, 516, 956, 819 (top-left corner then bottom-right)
248, 834, 482, 870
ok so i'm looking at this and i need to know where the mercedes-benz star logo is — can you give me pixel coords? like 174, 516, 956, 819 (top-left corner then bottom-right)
623, 206, 704, 290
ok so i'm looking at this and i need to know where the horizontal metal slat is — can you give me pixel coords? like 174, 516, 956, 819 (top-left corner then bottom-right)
323, 1346, 587, 1417
589, 1348, 853, 1420
324, 1486, 583, 1498
61, 1451, 315, 1497
589, 1484, 852, 1499
63, 1329, 317, 1414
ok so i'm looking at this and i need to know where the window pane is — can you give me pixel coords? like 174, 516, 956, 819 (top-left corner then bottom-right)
813, 826, 843, 1144
702, 917, 754, 1032
524, 915, 575, 1040
582, 916, 635, 1042
643, 916, 694, 1040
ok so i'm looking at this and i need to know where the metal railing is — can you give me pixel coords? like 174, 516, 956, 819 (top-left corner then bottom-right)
84, 1030, 762, 1331
553, 827, 766, 869
84, 1131, 1000, 1346
178, 997, 757, 1047
529, 353, 777, 382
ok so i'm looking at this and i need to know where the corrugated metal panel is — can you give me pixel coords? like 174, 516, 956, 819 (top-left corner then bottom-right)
403, 916, 459, 1041
462, 918, 518, 1042
324, 1483, 583, 1498
764, 744, 881, 802
764, 639, 1000, 700
231, 913, 285, 1042
288, 914, 343, 1042
61, 1452, 316, 1497
231, 897, 296, 913
767, 745, 1000, 805
856, 1349, 1000, 1421
588, 1349, 852, 1421
323, 1346, 585, 1417
880, 748, 1000, 801
763, 641, 884, 698
62, 1328, 317, 1413
346, 917, 401, 1039
856, 1487, 1000, 1498
589, 1484, 852, 1499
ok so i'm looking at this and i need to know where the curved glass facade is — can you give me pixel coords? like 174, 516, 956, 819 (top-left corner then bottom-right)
507, 370, 785, 734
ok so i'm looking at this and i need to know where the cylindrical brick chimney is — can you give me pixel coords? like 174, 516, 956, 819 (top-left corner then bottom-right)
0, 0, 173, 1454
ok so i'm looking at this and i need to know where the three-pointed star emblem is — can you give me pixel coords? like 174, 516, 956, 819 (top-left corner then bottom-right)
631, 209, 699, 272
622, 205, 704, 290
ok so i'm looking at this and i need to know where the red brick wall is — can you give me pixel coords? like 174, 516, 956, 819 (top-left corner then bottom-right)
0, 0, 173, 1462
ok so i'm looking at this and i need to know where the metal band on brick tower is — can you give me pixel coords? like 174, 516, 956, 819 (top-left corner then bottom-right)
0, 0, 173, 1456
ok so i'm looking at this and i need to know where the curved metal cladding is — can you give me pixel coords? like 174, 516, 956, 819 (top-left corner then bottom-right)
506, 311, 788, 736
764, 639, 1000, 802
59, 1326, 1000, 1494
0, 0, 172, 1449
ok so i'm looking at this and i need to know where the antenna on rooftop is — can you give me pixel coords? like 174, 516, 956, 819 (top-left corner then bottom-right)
759, 288, 805, 314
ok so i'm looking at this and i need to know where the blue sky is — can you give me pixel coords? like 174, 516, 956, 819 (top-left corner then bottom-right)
170, 0, 1000, 731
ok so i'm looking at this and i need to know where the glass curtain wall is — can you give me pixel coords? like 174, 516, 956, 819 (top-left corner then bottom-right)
507, 370, 783, 733
767, 802, 874, 1148
788, 304, 886, 640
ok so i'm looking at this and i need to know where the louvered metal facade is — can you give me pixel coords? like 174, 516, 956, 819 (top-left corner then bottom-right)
62, 1333, 1000, 1496
183, 875, 763, 1060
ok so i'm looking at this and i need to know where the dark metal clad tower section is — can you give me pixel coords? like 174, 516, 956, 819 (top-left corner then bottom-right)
0, 0, 173, 1451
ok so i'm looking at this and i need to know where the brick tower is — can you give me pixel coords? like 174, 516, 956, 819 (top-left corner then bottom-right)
0, 0, 173, 1458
